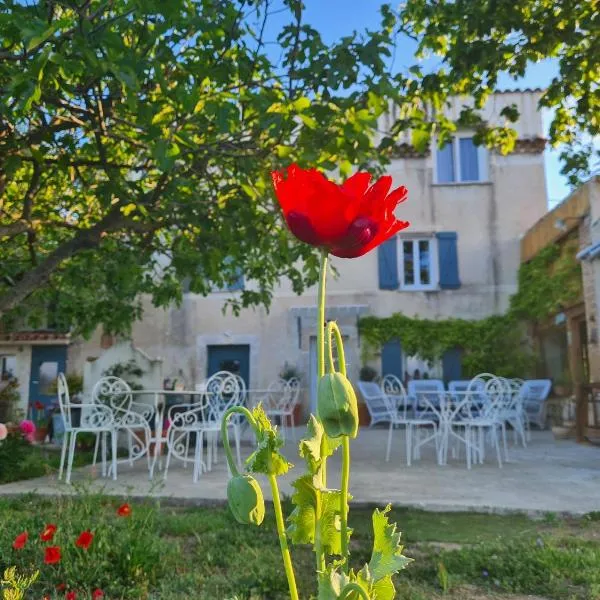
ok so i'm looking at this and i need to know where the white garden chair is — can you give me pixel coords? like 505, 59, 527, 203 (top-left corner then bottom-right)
165, 371, 244, 482
264, 377, 301, 441
379, 377, 439, 465
91, 376, 153, 476
408, 379, 445, 419
56, 373, 115, 485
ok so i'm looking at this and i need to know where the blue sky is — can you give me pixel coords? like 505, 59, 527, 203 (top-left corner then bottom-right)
300, 0, 570, 207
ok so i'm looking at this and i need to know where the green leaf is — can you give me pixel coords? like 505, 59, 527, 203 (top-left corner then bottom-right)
245, 405, 292, 476
318, 564, 351, 600
292, 96, 311, 112
411, 128, 429, 153
369, 505, 412, 581
298, 415, 342, 476
299, 113, 318, 129
287, 474, 350, 555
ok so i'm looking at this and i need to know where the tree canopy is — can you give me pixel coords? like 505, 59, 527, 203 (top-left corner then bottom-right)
0, 0, 597, 336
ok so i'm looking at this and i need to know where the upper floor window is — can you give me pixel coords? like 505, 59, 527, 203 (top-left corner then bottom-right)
399, 237, 438, 291
435, 135, 488, 184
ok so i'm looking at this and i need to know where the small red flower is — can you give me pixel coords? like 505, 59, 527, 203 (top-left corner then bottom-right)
56, 583, 67, 592
40, 523, 57, 542
271, 164, 410, 258
75, 530, 94, 550
65, 592, 76, 600
12, 531, 28, 550
44, 545, 61, 564
34, 400, 45, 410
92, 590, 104, 599
116, 503, 131, 517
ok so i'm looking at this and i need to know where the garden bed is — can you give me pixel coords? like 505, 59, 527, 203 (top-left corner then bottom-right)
0, 494, 599, 599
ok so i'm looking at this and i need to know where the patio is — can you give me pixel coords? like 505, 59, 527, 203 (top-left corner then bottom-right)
1, 428, 599, 515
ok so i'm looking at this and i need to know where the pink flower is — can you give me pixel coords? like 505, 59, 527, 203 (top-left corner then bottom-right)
19, 419, 36, 443
0, 423, 7, 441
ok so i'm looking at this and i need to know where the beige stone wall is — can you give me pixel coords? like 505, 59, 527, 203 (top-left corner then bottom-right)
69, 92, 549, 414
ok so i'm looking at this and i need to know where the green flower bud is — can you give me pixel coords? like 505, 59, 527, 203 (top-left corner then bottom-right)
317, 372, 359, 439
227, 474, 265, 526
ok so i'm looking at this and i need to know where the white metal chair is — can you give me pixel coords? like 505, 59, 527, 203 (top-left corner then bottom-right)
521, 379, 552, 429
380, 377, 439, 465
264, 377, 301, 441
56, 373, 115, 485
91, 377, 153, 476
165, 371, 244, 482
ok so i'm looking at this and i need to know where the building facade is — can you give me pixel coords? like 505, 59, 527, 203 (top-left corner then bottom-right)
2, 90, 549, 417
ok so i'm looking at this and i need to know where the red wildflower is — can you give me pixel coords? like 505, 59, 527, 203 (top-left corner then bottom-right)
271, 164, 410, 258
40, 523, 57, 542
92, 590, 104, 599
44, 545, 61, 564
75, 530, 94, 550
65, 592, 76, 600
56, 583, 67, 592
34, 400, 45, 410
12, 531, 28, 550
116, 503, 131, 517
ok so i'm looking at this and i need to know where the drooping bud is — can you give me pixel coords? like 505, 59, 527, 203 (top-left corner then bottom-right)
227, 474, 265, 526
317, 372, 359, 439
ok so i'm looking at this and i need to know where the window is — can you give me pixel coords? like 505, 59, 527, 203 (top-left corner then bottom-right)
399, 237, 438, 291
435, 135, 488, 183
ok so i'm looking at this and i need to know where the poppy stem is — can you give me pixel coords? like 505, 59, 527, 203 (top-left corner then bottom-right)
221, 406, 258, 477
269, 473, 300, 600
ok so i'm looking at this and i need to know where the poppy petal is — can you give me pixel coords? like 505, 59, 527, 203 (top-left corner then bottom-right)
341, 171, 371, 198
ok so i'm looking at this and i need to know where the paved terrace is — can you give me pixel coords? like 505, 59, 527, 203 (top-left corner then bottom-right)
1, 429, 599, 515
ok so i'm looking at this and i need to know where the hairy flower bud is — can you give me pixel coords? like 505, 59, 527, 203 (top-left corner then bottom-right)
317, 372, 359, 438
227, 474, 265, 526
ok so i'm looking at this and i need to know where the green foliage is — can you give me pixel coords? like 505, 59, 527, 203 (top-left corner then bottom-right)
402, 0, 600, 185
0, 0, 420, 336
359, 313, 533, 379
1, 567, 38, 600
510, 239, 582, 322
101, 359, 144, 391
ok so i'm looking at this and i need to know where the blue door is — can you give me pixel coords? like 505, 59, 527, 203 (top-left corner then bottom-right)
207, 345, 250, 388
29, 345, 67, 411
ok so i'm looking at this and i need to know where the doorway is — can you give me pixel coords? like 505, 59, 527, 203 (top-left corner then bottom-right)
29, 345, 67, 410
206, 344, 250, 388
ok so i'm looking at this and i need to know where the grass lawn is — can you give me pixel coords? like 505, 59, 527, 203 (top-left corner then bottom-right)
1, 493, 599, 599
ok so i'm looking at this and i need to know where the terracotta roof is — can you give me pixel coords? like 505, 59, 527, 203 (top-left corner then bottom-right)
0, 331, 70, 343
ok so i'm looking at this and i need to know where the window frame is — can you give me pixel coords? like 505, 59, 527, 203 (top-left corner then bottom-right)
434, 133, 489, 184
398, 235, 439, 292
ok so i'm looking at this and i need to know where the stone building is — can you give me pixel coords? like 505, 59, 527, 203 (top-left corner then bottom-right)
2, 90, 550, 417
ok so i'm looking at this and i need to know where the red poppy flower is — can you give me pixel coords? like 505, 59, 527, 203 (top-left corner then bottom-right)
92, 590, 104, 599
271, 164, 410, 258
40, 524, 57, 542
44, 545, 61, 564
12, 531, 28, 550
56, 583, 67, 592
65, 592, 76, 600
75, 530, 94, 550
34, 400, 45, 410
116, 503, 131, 517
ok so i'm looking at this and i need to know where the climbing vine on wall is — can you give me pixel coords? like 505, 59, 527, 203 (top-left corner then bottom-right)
358, 313, 534, 378
509, 237, 582, 322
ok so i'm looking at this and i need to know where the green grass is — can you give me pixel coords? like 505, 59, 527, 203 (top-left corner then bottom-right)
1, 493, 599, 599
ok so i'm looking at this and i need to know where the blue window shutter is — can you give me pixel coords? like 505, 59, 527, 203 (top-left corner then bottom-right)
442, 347, 463, 384
228, 268, 244, 291
437, 232, 461, 289
459, 137, 479, 181
436, 142, 455, 183
378, 236, 399, 290
382, 339, 403, 378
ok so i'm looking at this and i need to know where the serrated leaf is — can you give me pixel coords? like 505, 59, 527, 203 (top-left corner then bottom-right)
299, 415, 342, 476
245, 405, 292, 476
369, 505, 412, 581
317, 564, 350, 600
287, 474, 350, 555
